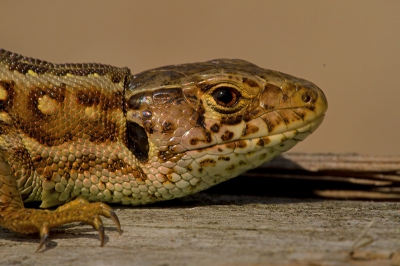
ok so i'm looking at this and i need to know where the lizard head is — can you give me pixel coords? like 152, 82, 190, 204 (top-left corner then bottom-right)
125, 59, 327, 197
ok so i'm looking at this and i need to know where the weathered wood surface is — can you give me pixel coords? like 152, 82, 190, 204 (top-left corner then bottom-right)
0, 153, 399, 266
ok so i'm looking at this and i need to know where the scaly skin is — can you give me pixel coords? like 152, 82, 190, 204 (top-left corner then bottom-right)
0, 49, 327, 251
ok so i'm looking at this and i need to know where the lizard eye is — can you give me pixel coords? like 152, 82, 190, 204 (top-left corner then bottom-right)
204, 83, 249, 115
212, 87, 239, 107
301, 93, 312, 103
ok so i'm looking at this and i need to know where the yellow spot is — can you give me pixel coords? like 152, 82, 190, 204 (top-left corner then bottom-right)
94, 73, 100, 77
66, 73, 74, 77
0, 85, 7, 100
27, 70, 38, 76
85, 106, 99, 120
37, 95, 60, 115
0, 112, 12, 123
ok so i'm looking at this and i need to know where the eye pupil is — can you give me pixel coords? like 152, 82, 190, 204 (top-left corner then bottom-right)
213, 87, 238, 107
215, 89, 232, 103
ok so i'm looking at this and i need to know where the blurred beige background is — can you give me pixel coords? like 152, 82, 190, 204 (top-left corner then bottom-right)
1, 0, 399, 155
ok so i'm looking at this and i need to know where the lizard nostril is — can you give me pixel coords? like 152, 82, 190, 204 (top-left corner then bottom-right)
301, 94, 312, 103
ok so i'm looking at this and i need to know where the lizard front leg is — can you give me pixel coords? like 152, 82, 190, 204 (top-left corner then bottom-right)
0, 152, 121, 252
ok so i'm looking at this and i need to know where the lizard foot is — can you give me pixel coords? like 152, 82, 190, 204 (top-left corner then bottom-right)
0, 198, 121, 252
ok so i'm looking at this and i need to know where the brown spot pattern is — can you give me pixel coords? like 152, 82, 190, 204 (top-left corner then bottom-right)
236, 140, 247, 149
210, 123, 220, 133
195, 113, 205, 126
221, 116, 243, 125
243, 107, 263, 121
242, 77, 258, 87
77, 90, 101, 106
161, 121, 174, 133
190, 138, 199, 145
260, 137, 271, 146
221, 131, 234, 141
199, 158, 217, 167
217, 156, 230, 161
242, 124, 259, 137
143, 120, 154, 134
256, 139, 265, 147
225, 143, 236, 150
158, 151, 179, 162
226, 165, 235, 171
29, 87, 121, 145
89, 121, 118, 143
77, 90, 122, 110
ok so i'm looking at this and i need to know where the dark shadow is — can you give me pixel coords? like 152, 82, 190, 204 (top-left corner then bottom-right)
199, 154, 400, 201
149, 193, 322, 208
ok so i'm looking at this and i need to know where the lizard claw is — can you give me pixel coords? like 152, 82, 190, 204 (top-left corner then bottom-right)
0, 199, 122, 252
98, 203, 121, 235
109, 210, 122, 235
36, 221, 50, 252
92, 215, 105, 247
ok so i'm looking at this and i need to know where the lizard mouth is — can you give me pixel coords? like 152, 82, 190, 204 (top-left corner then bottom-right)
185, 114, 325, 169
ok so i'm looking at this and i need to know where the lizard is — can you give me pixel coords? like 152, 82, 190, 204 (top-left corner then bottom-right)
0, 49, 328, 251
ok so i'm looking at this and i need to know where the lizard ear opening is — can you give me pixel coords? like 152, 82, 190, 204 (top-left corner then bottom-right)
126, 121, 149, 162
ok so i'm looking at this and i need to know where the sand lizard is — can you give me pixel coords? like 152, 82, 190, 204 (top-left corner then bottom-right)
0, 49, 328, 251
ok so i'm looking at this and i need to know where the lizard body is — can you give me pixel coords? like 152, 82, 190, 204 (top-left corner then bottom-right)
0, 49, 327, 250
